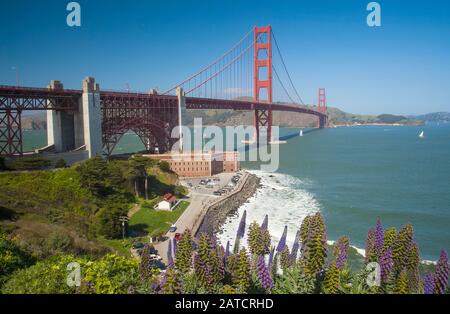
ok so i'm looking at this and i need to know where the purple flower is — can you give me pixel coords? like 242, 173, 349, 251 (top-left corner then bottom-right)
173, 238, 177, 256
291, 230, 300, 264
167, 240, 173, 266
375, 219, 384, 257
424, 272, 435, 294
276, 225, 288, 253
236, 210, 247, 239
336, 238, 349, 271
261, 215, 269, 232
380, 248, 393, 282
434, 250, 449, 294
257, 255, 273, 290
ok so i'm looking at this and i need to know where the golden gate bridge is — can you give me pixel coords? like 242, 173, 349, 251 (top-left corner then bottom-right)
0, 25, 327, 157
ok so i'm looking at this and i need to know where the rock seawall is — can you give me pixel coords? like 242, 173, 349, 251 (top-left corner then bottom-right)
196, 173, 260, 237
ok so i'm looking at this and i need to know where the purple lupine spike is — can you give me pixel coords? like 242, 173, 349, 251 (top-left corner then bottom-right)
434, 250, 449, 294
261, 215, 269, 231
290, 230, 300, 263
276, 225, 288, 253
268, 247, 275, 269
173, 238, 177, 256
379, 248, 393, 282
424, 272, 435, 294
375, 219, 384, 257
236, 210, 247, 239
336, 243, 347, 271
167, 240, 173, 266
224, 241, 230, 262
291, 242, 299, 263
257, 255, 273, 290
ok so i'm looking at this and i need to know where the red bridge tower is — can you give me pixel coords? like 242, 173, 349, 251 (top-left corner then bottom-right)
253, 25, 273, 145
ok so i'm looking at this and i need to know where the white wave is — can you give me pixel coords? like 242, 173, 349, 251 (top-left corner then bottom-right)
217, 170, 320, 251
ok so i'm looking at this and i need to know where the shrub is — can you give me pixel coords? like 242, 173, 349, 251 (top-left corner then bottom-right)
54, 158, 67, 169
10, 156, 51, 171
158, 161, 171, 172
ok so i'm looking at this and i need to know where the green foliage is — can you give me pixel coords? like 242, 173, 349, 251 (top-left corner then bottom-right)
382, 227, 397, 253
54, 158, 67, 169
158, 161, 171, 173
161, 267, 182, 294
0, 234, 35, 287
323, 262, 340, 294
2, 255, 80, 294
76, 156, 110, 197
9, 156, 51, 171
175, 230, 194, 273
393, 270, 409, 294
81, 254, 139, 294
392, 224, 413, 275
247, 221, 271, 256
174, 185, 187, 198
273, 266, 315, 294
302, 213, 327, 276
233, 248, 251, 292
2, 254, 139, 294
280, 246, 291, 270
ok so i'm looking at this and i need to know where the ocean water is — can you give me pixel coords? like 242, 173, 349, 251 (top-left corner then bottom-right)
22, 124, 450, 260
218, 123, 450, 261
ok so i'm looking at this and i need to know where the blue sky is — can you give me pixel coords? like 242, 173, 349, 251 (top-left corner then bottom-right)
1, 0, 449, 115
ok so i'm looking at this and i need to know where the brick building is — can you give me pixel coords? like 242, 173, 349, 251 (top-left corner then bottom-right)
143, 151, 240, 177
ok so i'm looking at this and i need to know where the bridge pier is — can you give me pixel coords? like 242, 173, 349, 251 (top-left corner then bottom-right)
47, 81, 76, 152
46, 77, 102, 158
81, 77, 102, 158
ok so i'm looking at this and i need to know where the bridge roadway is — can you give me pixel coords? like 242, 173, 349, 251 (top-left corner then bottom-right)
0, 85, 327, 120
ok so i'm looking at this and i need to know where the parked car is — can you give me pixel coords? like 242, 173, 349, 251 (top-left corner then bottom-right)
213, 191, 222, 196
174, 233, 182, 241
169, 224, 177, 233
132, 242, 144, 249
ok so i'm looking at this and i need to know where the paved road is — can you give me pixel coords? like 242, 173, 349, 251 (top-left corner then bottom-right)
154, 172, 248, 264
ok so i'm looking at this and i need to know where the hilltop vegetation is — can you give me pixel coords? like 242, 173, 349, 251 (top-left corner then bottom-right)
0, 155, 184, 288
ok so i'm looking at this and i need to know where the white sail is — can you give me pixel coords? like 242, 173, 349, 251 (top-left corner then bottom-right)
419, 131, 425, 138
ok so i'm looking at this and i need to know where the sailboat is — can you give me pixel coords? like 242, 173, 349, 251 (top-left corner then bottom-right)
419, 131, 425, 139
299, 129, 303, 137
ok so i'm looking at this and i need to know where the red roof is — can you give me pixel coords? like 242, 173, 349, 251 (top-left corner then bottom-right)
163, 193, 176, 202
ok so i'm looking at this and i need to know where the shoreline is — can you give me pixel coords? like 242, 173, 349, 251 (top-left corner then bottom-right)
195, 172, 260, 237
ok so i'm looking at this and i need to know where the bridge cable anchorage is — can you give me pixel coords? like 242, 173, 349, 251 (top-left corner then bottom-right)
271, 30, 306, 106
162, 28, 254, 96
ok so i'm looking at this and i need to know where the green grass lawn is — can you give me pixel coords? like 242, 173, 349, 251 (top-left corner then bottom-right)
129, 200, 189, 237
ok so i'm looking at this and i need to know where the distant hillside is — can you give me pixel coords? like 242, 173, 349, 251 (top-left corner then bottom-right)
22, 105, 425, 130
409, 112, 450, 122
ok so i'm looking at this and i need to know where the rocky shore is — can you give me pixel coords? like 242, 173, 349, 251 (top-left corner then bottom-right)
196, 172, 260, 237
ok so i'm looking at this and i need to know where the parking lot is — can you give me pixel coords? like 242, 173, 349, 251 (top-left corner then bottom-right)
180, 171, 245, 197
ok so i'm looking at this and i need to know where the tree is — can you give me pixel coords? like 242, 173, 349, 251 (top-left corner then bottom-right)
159, 161, 171, 173
76, 156, 109, 197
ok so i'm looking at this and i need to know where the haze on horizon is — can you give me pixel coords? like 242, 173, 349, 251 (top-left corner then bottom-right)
0, 0, 449, 116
